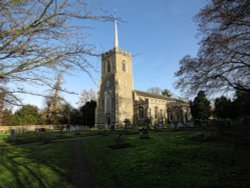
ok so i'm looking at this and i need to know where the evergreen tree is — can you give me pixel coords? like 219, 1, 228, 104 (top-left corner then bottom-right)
162, 89, 172, 97
10, 114, 23, 126
60, 103, 73, 125
214, 96, 233, 119
233, 90, 250, 118
13, 104, 40, 125
80, 100, 97, 127
45, 73, 64, 125
70, 109, 84, 125
191, 91, 211, 120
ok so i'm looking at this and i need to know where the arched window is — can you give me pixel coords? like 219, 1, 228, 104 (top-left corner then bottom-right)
122, 61, 126, 72
139, 106, 144, 119
107, 61, 111, 73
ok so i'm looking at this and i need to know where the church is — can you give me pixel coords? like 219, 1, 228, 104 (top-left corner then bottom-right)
95, 19, 192, 128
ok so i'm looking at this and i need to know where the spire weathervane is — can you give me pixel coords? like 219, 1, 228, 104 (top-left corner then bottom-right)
114, 16, 119, 49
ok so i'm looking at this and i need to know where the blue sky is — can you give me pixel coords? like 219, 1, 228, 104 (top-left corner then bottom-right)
22, 0, 208, 109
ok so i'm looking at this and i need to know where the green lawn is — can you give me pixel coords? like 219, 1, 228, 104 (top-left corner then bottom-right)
0, 141, 74, 188
0, 133, 9, 147
82, 131, 250, 188
0, 127, 250, 188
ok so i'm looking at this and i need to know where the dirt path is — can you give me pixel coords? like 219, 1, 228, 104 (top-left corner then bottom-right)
71, 138, 94, 188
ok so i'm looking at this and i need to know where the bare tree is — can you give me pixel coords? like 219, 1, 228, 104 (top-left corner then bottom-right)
147, 87, 162, 95
78, 89, 96, 106
0, 0, 111, 106
175, 0, 250, 96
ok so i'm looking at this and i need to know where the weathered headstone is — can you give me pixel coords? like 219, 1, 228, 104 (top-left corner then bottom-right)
108, 133, 132, 149
169, 122, 175, 129
139, 128, 149, 139
169, 121, 179, 130
10, 129, 16, 142
110, 125, 115, 131
124, 119, 130, 134
177, 122, 183, 128
187, 121, 194, 127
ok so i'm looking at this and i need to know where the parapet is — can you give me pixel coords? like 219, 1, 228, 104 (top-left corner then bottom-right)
102, 47, 132, 59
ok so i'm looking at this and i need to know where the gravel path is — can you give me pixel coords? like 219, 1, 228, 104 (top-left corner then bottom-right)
71, 139, 94, 188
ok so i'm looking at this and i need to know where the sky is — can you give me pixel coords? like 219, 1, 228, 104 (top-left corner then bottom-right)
21, 0, 208, 109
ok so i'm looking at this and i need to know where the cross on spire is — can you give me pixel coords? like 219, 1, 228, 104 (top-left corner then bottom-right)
114, 16, 119, 49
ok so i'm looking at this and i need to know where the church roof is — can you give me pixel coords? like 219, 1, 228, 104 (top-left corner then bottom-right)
134, 90, 170, 100
134, 90, 188, 104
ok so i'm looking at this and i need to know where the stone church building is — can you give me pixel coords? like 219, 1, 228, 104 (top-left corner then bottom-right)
95, 19, 191, 128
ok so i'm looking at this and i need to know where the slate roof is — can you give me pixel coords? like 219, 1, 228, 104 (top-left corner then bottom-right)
133, 90, 187, 104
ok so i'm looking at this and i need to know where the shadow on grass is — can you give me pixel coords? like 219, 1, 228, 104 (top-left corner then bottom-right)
82, 130, 250, 188
0, 141, 74, 188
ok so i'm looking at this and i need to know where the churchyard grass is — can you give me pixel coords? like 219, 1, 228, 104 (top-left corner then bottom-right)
0, 141, 74, 188
0, 126, 249, 187
82, 130, 250, 188
0, 133, 9, 147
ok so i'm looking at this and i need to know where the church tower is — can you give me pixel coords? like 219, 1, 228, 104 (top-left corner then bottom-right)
95, 18, 134, 128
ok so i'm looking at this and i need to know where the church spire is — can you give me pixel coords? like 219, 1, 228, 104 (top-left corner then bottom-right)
114, 16, 119, 49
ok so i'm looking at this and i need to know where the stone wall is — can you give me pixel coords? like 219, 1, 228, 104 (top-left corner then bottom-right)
0, 125, 54, 133
0, 125, 90, 133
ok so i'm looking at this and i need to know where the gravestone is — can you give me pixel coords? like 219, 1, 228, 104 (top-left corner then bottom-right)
139, 128, 149, 139
10, 129, 16, 142
169, 121, 179, 130
124, 119, 131, 134
177, 122, 183, 128
108, 133, 132, 149
36, 128, 46, 132
70, 126, 75, 132
169, 121, 175, 129
110, 125, 115, 131
187, 121, 194, 127
115, 133, 124, 145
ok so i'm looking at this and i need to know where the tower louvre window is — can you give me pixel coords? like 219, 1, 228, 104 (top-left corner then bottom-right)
107, 61, 111, 73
